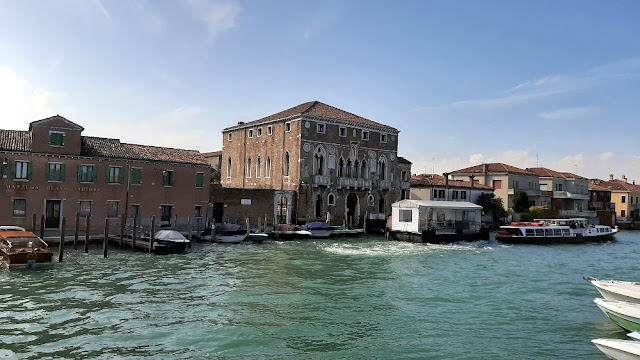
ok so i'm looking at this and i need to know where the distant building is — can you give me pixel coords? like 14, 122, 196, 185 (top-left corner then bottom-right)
597, 175, 640, 222
220, 101, 409, 226
449, 163, 540, 211
203, 151, 222, 185
588, 179, 614, 211
526, 167, 591, 217
0, 115, 211, 231
410, 173, 495, 203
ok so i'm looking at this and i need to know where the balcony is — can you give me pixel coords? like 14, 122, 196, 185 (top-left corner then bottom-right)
400, 181, 410, 189
377, 179, 392, 189
588, 202, 615, 211
356, 179, 373, 189
558, 209, 597, 218
312, 175, 331, 187
508, 188, 541, 197
553, 191, 588, 200
337, 177, 357, 189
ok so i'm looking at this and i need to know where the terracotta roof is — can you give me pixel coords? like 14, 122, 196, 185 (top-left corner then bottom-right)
202, 151, 222, 157
411, 174, 494, 190
589, 179, 612, 191
450, 163, 535, 176
0, 130, 207, 166
526, 167, 588, 180
224, 101, 398, 132
589, 178, 640, 192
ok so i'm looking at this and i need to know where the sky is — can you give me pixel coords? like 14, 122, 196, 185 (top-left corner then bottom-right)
1, 0, 639, 182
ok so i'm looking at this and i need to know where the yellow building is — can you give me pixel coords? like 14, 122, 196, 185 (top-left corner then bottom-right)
605, 175, 640, 221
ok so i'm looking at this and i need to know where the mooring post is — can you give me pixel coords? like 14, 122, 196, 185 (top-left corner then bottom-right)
103, 218, 109, 258
188, 216, 192, 240
120, 214, 125, 249
150, 215, 155, 254
196, 218, 201, 242
32, 214, 37, 233
74, 212, 80, 250
40, 214, 45, 240
84, 216, 90, 254
58, 217, 65, 263
132, 215, 137, 250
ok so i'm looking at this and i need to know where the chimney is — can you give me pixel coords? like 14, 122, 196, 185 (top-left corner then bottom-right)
237, 121, 245, 125
610, 174, 614, 181
482, 163, 487, 173
469, 175, 475, 188
443, 173, 449, 187
622, 174, 627, 183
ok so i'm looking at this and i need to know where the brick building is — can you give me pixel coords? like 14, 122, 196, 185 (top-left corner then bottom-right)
0, 116, 211, 231
220, 101, 410, 226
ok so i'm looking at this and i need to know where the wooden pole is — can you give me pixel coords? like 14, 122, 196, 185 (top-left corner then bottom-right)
188, 216, 192, 240
74, 212, 80, 250
40, 214, 45, 240
103, 218, 109, 258
58, 217, 65, 263
132, 215, 137, 250
84, 216, 90, 254
32, 213, 37, 233
120, 214, 125, 249
150, 215, 155, 254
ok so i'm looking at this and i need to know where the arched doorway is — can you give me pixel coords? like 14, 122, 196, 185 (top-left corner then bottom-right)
347, 193, 358, 226
378, 197, 385, 215
315, 195, 323, 219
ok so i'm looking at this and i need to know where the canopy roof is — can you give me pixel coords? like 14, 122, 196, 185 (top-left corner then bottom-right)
392, 199, 482, 210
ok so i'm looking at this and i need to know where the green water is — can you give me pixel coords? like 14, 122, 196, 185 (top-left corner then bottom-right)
1, 232, 639, 359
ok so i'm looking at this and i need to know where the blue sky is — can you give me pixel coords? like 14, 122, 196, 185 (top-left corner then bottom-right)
1, 0, 639, 182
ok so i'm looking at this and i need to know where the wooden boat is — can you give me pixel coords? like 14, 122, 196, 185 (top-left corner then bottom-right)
594, 298, 640, 332
592, 339, 640, 360
267, 225, 312, 240
388, 200, 489, 243
585, 277, 640, 304
300, 221, 334, 238
496, 220, 616, 245
0, 229, 54, 267
152, 230, 190, 254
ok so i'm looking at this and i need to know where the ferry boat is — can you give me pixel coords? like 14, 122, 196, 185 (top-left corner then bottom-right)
495, 219, 616, 244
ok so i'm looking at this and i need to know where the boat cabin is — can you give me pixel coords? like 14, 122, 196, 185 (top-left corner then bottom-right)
390, 200, 483, 235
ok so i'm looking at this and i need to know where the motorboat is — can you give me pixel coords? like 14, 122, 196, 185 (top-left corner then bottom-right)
388, 200, 489, 243
267, 225, 312, 240
592, 339, 640, 360
214, 223, 247, 243
594, 298, 640, 333
629, 332, 640, 341
0, 229, 54, 267
244, 231, 268, 243
329, 226, 364, 238
153, 230, 190, 254
585, 277, 640, 304
496, 220, 616, 245
300, 221, 334, 238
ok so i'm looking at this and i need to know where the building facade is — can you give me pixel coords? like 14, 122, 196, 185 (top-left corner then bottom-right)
220, 101, 409, 226
409, 173, 495, 204
1, 116, 211, 231
449, 163, 540, 211
526, 167, 591, 217
603, 175, 640, 222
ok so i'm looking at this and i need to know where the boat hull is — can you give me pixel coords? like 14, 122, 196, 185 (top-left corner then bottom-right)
309, 229, 333, 238
585, 277, 640, 304
245, 233, 268, 243
496, 233, 614, 245
2, 251, 54, 266
329, 228, 364, 237
267, 231, 312, 240
592, 339, 640, 360
216, 234, 246, 243
153, 240, 188, 254
388, 230, 484, 244
595, 299, 640, 333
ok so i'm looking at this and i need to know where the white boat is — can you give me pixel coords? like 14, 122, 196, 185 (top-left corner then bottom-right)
388, 200, 489, 243
628, 332, 640, 341
153, 230, 190, 254
245, 232, 268, 243
592, 339, 640, 360
496, 220, 616, 244
214, 224, 246, 243
300, 221, 334, 238
585, 277, 640, 304
594, 298, 640, 333
536, 218, 618, 238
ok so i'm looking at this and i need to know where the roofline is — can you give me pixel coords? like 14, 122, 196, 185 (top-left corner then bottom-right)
223, 113, 400, 134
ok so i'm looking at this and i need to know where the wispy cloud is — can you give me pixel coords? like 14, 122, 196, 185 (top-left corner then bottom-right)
92, 0, 112, 21
538, 106, 596, 120
185, 0, 241, 39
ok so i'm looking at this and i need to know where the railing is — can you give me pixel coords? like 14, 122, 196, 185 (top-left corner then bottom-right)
337, 177, 357, 189
312, 175, 331, 187
508, 188, 541, 196
356, 179, 373, 189
553, 191, 588, 200
378, 179, 392, 189
589, 202, 616, 210
558, 210, 597, 217
400, 181, 410, 189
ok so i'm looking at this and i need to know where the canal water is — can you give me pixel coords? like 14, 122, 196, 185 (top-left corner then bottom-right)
1, 231, 639, 359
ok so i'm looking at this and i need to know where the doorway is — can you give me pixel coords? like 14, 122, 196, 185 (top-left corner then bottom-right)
346, 193, 358, 226
45, 200, 61, 228
212, 202, 224, 223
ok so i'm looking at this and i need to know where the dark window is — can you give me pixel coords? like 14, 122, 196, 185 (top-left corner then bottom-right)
339, 127, 346, 137
107, 166, 123, 184
194, 205, 202, 217
13, 199, 26, 217
362, 131, 369, 140
284, 152, 290, 177
285, 122, 291, 132
107, 201, 119, 218
131, 168, 142, 185
47, 163, 65, 182
400, 209, 412, 222
622, 196, 626, 204
50, 132, 64, 146
78, 164, 96, 183
163, 170, 175, 187
196, 172, 204, 188
161, 205, 172, 222
277, 197, 288, 224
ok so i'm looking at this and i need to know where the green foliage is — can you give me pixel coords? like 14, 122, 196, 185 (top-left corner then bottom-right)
476, 193, 506, 221
512, 191, 530, 213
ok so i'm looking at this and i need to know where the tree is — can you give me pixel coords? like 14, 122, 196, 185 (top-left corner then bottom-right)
520, 206, 544, 221
476, 193, 506, 222
512, 191, 530, 213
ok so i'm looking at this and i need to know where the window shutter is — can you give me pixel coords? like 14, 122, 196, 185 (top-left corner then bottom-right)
27, 162, 33, 180
119, 167, 124, 184
196, 173, 203, 188
11, 161, 16, 179
77, 165, 82, 182
46, 163, 51, 180
61, 164, 66, 182
106, 167, 110, 184
92, 165, 97, 183
171, 172, 176, 186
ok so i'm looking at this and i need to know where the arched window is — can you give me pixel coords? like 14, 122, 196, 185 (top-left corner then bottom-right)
338, 157, 345, 177
328, 193, 335, 206
266, 157, 271, 178
246, 157, 252, 178
284, 152, 290, 177
227, 157, 232, 179
346, 158, 353, 178
277, 197, 288, 224
378, 157, 387, 180
379, 197, 385, 214
314, 146, 326, 176
256, 156, 261, 178
354, 159, 359, 178
361, 159, 367, 179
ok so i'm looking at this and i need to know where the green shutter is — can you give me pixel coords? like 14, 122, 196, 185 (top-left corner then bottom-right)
196, 172, 204, 188
132, 168, 141, 184
11, 161, 16, 179
92, 165, 97, 183
46, 163, 51, 180
119, 167, 124, 184
78, 165, 82, 182
61, 164, 66, 182
171, 172, 176, 186
106, 167, 111, 183
27, 162, 33, 180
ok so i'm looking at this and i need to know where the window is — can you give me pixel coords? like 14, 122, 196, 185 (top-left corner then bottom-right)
621, 210, 626, 218
401, 171, 408, 181
257, 128, 262, 137
368, 195, 374, 206
338, 157, 344, 177
79, 201, 92, 217
131, 167, 142, 185
248, 129, 254, 138
267, 125, 273, 135
194, 205, 202, 218
328, 193, 335, 206
130, 205, 140, 219
227, 157, 232, 179
256, 157, 261, 178
12, 161, 31, 180
50, 132, 64, 146
266, 157, 271, 178
378, 197, 385, 214
400, 209, 412, 222
285, 122, 291, 132
380, 133, 387, 143
277, 197, 288, 224
362, 131, 369, 140
314, 147, 325, 176
439, 190, 445, 198
513, 180, 519, 189
196, 172, 205, 188
452, 191, 459, 199
106, 201, 119, 218
46, 163, 65, 182
378, 157, 387, 180
78, 164, 96, 183
339, 127, 346, 137
401, 189, 409, 200
492, 180, 502, 189
317, 123, 325, 133
246, 157, 252, 178
284, 152, 290, 177
163, 170, 175, 187
540, 184, 548, 191
361, 160, 367, 179
461, 191, 467, 200
554, 183, 563, 191
107, 166, 123, 184
228, 133, 233, 141
13, 199, 26, 217
161, 205, 172, 222
622, 196, 626, 204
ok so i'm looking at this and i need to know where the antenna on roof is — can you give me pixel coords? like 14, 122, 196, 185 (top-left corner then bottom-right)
535, 153, 541, 167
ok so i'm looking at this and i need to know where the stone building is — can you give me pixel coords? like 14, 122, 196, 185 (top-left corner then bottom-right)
220, 101, 409, 226
0, 115, 211, 231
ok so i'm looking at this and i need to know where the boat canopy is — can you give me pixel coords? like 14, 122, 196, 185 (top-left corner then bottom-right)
391, 199, 483, 210
390, 200, 483, 235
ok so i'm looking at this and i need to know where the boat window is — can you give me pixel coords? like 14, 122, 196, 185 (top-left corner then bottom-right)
525, 229, 535, 236
562, 229, 570, 236
6, 237, 46, 248
553, 229, 562, 236
399, 209, 412, 222
534, 229, 544, 237
544, 228, 553, 236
